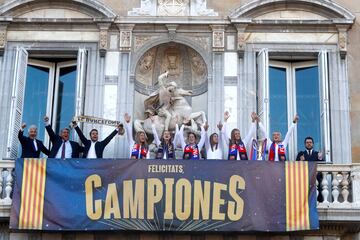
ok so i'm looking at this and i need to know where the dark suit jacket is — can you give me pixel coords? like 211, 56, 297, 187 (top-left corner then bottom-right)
74, 126, 118, 158
45, 125, 83, 158
18, 130, 50, 158
296, 149, 324, 161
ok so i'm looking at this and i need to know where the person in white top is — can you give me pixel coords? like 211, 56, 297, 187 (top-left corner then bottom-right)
178, 122, 206, 160
204, 121, 225, 160
124, 113, 150, 159
258, 114, 299, 161
150, 116, 180, 159
223, 111, 257, 160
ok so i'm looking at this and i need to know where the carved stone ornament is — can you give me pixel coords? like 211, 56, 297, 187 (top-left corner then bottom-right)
213, 31, 224, 49
120, 30, 132, 51
134, 36, 156, 51
128, 0, 154, 16
191, 0, 218, 16
158, 0, 190, 16
0, 24, 8, 56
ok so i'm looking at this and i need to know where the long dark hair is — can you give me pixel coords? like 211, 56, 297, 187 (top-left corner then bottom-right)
160, 130, 174, 149
230, 128, 242, 145
210, 133, 218, 151
135, 131, 148, 149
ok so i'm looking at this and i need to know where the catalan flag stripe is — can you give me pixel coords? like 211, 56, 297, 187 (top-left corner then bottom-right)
285, 161, 310, 231
18, 158, 47, 229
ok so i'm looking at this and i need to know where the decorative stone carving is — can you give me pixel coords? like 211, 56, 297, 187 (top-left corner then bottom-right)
213, 31, 224, 48
158, 0, 189, 16
134, 71, 207, 139
136, 48, 156, 85
191, 0, 218, 16
128, 0, 154, 16
188, 47, 207, 85
0, 23, 8, 56
336, 25, 350, 59
120, 31, 131, 50
161, 46, 183, 79
128, 0, 218, 16
135, 42, 208, 97
97, 23, 111, 57
235, 24, 248, 58
166, 24, 178, 41
134, 36, 156, 51
117, 24, 134, 52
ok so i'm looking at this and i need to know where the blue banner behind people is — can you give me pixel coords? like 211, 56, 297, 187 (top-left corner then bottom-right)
10, 158, 319, 232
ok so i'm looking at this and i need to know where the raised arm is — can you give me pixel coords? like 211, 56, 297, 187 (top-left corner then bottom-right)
178, 124, 186, 150
73, 123, 89, 144
258, 121, 272, 149
243, 113, 258, 145
151, 124, 161, 147
283, 115, 299, 147
223, 111, 231, 145
204, 122, 210, 150
217, 121, 225, 150
102, 127, 120, 147
18, 123, 27, 144
197, 126, 206, 150
124, 113, 135, 147
44, 116, 58, 143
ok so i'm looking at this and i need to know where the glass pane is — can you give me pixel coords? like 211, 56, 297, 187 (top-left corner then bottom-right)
22, 65, 50, 141
269, 66, 288, 137
55, 65, 77, 135
295, 66, 321, 151
224, 85, 237, 131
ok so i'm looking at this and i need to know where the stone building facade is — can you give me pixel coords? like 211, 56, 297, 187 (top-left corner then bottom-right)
0, 0, 360, 239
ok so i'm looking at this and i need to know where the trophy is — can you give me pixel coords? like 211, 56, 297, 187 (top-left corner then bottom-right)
250, 138, 267, 161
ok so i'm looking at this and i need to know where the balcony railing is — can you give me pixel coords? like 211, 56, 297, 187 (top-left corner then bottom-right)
0, 160, 359, 221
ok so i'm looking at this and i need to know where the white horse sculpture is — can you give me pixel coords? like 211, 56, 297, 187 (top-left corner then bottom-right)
134, 73, 206, 138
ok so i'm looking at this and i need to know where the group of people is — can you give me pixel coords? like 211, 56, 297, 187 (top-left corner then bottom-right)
18, 112, 323, 162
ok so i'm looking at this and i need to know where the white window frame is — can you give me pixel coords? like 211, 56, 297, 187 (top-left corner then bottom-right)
269, 60, 318, 159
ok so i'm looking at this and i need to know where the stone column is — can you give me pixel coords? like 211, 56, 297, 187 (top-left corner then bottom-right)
209, 25, 225, 132
351, 165, 360, 207
116, 24, 135, 158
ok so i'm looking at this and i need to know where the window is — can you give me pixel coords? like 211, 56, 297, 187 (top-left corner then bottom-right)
257, 50, 330, 161
7, 47, 87, 158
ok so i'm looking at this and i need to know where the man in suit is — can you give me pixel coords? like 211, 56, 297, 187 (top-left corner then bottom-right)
44, 116, 83, 159
296, 136, 323, 161
72, 120, 124, 158
18, 123, 50, 158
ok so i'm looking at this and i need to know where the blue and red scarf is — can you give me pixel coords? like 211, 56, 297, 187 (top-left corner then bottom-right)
228, 141, 248, 160
269, 142, 286, 161
131, 144, 148, 159
183, 144, 200, 160
156, 143, 175, 159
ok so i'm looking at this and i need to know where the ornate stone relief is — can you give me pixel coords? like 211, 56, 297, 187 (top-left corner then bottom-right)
188, 47, 207, 85
128, 0, 217, 16
120, 31, 131, 51
158, 0, 189, 16
97, 23, 111, 57
0, 23, 8, 56
135, 43, 207, 95
134, 36, 158, 51
136, 48, 157, 85
337, 25, 349, 59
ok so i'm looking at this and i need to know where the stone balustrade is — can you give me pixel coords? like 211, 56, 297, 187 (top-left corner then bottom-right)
0, 159, 14, 217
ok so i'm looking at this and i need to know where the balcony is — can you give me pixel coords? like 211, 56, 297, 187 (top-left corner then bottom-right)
0, 160, 359, 232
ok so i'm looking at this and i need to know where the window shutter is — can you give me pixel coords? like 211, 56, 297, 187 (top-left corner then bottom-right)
7, 47, 28, 158
257, 49, 269, 138
318, 50, 331, 162
75, 48, 87, 117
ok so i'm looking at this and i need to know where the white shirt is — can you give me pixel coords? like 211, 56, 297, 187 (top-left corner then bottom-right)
55, 140, 72, 159
223, 122, 257, 160
32, 139, 38, 151
125, 122, 150, 159
205, 130, 225, 159
259, 122, 296, 161
87, 141, 97, 159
